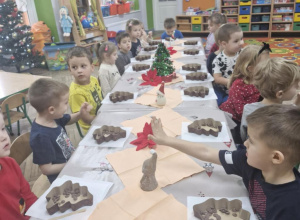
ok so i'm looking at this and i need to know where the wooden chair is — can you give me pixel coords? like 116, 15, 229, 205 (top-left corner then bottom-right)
1, 93, 32, 136
9, 132, 50, 198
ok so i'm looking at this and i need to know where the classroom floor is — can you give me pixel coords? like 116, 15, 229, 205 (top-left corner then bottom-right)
10, 36, 300, 189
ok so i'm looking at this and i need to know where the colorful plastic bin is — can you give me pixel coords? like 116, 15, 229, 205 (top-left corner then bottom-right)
262, 15, 270, 22
240, 6, 250, 14
293, 22, 300, 30
117, 4, 125, 14
239, 23, 249, 31
240, 0, 251, 5
239, 15, 250, 23
124, 2, 130, 13
252, 15, 261, 22
294, 13, 300, 22
110, 4, 117, 15
296, 4, 300, 13
43, 42, 75, 71
262, 6, 271, 12
191, 17, 202, 24
253, 7, 261, 13
251, 24, 260, 31
260, 24, 269, 30
101, 6, 110, 17
192, 24, 201, 31
107, 31, 117, 44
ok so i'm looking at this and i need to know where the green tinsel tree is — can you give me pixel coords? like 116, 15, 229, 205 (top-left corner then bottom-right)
152, 43, 175, 76
0, 0, 45, 72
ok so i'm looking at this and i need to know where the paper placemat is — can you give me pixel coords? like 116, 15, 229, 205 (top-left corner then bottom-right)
183, 74, 214, 84
126, 65, 151, 73
181, 88, 217, 101
101, 92, 138, 104
179, 65, 208, 74
187, 196, 256, 220
181, 122, 230, 142
26, 175, 113, 220
79, 126, 132, 148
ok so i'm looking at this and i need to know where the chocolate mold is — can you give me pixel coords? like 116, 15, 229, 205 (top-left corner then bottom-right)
186, 72, 207, 81
184, 40, 198, 45
184, 86, 209, 98
144, 46, 157, 51
193, 198, 250, 220
135, 54, 151, 61
46, 180, 93, 215
165, 37, 176, 41
93, 126, 126, 144
183, 49, 200, 55
182, 63, 201, 72
188, 118, 222, 137
149, 40, 161, 46
109, 91, 134, 103
132, 64, 151, 71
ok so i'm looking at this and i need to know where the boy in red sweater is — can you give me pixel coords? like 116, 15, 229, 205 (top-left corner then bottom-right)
0, 112, 37, 219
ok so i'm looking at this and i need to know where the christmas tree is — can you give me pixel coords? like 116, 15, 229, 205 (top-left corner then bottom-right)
0, 0, 44, 72
152, 43, 175, 77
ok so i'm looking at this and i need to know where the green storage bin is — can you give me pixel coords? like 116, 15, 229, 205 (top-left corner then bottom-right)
192, 24, 201, 31
293, 22, 300, 30
239, 23, 249, 31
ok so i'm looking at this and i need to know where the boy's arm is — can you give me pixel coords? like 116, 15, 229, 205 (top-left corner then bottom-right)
177, 30, 184, 38
161, 32, 166, 39
115, 56, 125, 75
68, 102, 92, 125
148, 117, 221, 165
214, 73, 229, 86
39, 163, 66, 176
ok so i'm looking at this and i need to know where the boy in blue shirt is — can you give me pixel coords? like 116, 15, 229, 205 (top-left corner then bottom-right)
161, 18, 183, 40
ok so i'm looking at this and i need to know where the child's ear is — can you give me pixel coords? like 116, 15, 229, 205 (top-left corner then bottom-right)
247, 65, 254, 73
220, 41, 227, 48
91, 64, 95, 72
271, 150, 285, 165
276, 90, 284, 99
48, 106, 55, 115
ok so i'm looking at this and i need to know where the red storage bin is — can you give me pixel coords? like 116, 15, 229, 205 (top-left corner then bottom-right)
117, 4, 125, 15
124, 2, 130, 13
110, 4, 117, 15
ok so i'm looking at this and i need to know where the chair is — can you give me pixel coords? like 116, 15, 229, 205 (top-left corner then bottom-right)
1, 93, 32, 136
10, 132, 50, 198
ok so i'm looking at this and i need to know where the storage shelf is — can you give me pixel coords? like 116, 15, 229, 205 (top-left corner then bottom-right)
273, 2, 294, 5
252, 13, 271, 15
251, 22, 271, 24
225, 14, 239, 16
177, 22, 192, 25
252, 4, 271, 6
271, 21, 293, 23
221, 5, 239, 8
243, 31, 270, 33
273, 12, 294, 14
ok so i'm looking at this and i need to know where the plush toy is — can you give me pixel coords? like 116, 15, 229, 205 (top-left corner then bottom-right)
80, 15, 92, 29
87, 11, 97, 27
59, 6, 73, 37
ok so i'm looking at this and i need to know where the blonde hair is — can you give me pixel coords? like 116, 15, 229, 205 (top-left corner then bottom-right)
228, 45, 266, 88
247, 104, 300, 166
126, 19, 141, 33
253, 57, 300, 99
218, 23, 242, 43
97, 41, 117, 64
208, 13, 227, 26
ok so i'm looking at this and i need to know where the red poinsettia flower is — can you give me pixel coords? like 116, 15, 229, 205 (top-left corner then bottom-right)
140, 69, 162, 86
167, 47, 177, 55
130, 122, 156, 151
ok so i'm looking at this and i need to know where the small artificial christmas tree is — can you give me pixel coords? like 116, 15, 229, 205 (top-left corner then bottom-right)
0, 0, 44, 72
152, 43, 175, 77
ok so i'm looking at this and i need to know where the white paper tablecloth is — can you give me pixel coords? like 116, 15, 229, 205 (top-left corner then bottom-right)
181, 88, 217, 101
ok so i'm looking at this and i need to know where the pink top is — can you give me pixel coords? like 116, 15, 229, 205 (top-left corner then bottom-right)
220, 78, 260, 122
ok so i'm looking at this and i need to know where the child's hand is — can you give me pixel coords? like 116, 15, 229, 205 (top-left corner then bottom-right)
80, 102, 92, 115
294, 92, 300, 106
148, 31, 153, 38
148, 116, 167, 145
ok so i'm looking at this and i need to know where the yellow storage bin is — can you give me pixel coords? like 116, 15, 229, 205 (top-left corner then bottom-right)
297, 0, 300, 3
239, 15, 250, 23
191, 17, 202, 24
294, 13, 300, 22
240, 0, 251, 5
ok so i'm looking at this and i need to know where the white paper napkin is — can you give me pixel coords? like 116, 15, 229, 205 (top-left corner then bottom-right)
181, 88, 217, 101
181, 122, 230, 143
79, 126, 132, 148
187, 196, 256, 220
183, 73, 214, 84
101, 92, 138, 104
26, 175, 113, 220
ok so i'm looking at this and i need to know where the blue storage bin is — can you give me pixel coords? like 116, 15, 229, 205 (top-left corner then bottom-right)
252, 24, 260, 31
296, 4, 300, 13
101, 6, 110, 17
262, 6, 271, 12
262, 15, 270, 22
252, 15, 261, 22
260, 24, 269, 30
253, 7, 261, 13
240, 6, 250, 15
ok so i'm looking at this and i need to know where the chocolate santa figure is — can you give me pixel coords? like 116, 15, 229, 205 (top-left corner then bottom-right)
140, 149, 158, 191
156, 81, 166, 106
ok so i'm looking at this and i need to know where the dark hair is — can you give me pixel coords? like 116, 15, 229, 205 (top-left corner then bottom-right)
116, 32, 130, 44
126, 19, 141, 33
247, 104, 300, 166
164, 18, 176, 29
66, 46, 93, 65
208, 13, 227, 25
217, 23, 242, 43
97, 41, 118, 64
28, 78, 69, 113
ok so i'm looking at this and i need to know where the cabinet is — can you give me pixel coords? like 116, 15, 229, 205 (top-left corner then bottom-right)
175, 15, 211, 35
59, 0, 107, 46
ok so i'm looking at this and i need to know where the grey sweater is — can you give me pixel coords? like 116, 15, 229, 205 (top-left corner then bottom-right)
116, 50, 132, 75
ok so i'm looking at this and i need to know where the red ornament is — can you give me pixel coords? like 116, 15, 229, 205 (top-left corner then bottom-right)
0, 28, 2, 32
14, 8, 18, 12
130, 122, 156, 151
11, 12, 17, 17
140, 69, 162, 86
11, 56, 15, 60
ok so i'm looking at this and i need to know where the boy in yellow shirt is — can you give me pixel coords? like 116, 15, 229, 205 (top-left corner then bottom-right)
66, 46, 103, 134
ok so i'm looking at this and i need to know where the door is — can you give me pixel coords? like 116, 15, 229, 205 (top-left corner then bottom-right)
153, 0, 177, 31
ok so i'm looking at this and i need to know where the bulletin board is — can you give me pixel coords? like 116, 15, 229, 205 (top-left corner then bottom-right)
183, 0, 215, 11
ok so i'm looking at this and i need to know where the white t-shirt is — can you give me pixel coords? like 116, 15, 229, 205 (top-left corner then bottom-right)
212, 50, 240, 78
98, 63, 121, 98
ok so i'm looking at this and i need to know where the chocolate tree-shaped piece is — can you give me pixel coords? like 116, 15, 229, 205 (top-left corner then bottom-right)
152, 43, 175, 77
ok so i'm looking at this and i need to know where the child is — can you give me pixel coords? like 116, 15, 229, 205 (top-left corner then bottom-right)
29, 78, 90, 183
161, 18, 183, 40
205, 13, 227, 56
212, 23, 244, 106
98, 41, 121, 97
66, 46, 103, 134
206, 28, 222, 75
219, 44, 270, 143
140, 21, 153, 48
240, 57, 300, 142
115, 32, 132, 75
126, 19, 141, 57
0, 112, 37, 220
149, 104, 300, 219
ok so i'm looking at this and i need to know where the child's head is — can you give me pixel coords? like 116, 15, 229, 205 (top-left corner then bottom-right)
116, 32, 131, 53
253, 57, 300, 101
228, 44, 270, 87
164, 18, 176, 36
0, 112, 11, 158
208, 13, 227, 34
245, 104, 300, 169
217, 24, 243, 55
97, 41, 118, 65
29, 78, 69, 117
126, 19, 141, 40
66, 46, 94, 85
